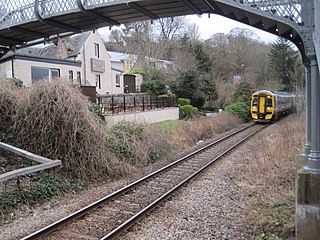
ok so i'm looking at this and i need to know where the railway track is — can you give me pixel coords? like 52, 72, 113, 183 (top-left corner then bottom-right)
22, 123, 269, 240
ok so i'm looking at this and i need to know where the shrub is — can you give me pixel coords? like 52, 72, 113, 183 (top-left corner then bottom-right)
106, 122, 170, 166
178, 98, 191, 106
158, 94, 169, 98
2, 79, 127, 179
0, 80, 21, 141
169, 113, 241, 150
8, 77, 24, 87
224, 102, 251, 122
0, 174, 74, 218
179, 104, 199, 119
88, 103, 105, 120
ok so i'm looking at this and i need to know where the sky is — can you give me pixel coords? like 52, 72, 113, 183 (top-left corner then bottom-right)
98, 14, 278, 44
186, 14, 278, 43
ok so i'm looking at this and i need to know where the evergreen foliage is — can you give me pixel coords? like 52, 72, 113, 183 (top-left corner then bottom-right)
231, 82, 255, 105
132, 66, 167, 95
172, 40, 218, 109
225, 102, 251, 122
179, 105, 199, 119
178, 98, 191, 106
268, 38, 301, 91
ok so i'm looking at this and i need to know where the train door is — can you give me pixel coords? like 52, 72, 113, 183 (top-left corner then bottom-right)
258, 95, 266, 113
258, 94, 266, 119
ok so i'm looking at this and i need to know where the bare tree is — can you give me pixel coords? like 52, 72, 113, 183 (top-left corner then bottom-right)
156, 17, 187, 41
185, 22, 200, 41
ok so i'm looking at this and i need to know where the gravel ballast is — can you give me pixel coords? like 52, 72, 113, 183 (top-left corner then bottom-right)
0, 125, 276, 240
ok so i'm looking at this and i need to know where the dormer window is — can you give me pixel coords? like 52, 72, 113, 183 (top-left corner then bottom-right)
94, 43, 100, 58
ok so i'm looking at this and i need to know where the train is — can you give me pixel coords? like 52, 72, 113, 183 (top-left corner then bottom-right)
250, 90, 295, 123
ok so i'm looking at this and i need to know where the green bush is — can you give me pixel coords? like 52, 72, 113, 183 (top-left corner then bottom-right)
158, 94, 169, 98
0, 175, 74, 216
179, 105, 199, 119
88, 103, 104, 120
106, 122, 170, 166
106, 122, 145, 165
224, 102, 251, 122
8, 77, 23, 87
178, 98, 191, 106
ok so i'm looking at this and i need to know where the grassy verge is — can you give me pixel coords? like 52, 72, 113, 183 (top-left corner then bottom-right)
237, 114, 304, 239
0, 172, 84, 224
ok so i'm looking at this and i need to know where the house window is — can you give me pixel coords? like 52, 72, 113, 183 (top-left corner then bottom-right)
96, 74, 101, 89
31, 67, 60, 83
116, 74, 120, 87
77, 71, 81, 84
50, 69, 60, 79
126, 60, 132, 69
94, 43, 100, 58
68, 70, 73, 82
31, 67, 49, 83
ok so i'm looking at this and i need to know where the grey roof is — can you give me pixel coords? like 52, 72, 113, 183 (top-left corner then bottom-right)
68, 32, 91, 57
1, 32, 91, 60
108, 51, 138, 62
107, 51, 130, 62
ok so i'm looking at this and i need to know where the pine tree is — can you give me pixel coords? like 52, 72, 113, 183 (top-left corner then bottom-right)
268, 37, 300, 91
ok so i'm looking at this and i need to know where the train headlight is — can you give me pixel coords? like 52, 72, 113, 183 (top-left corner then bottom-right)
267, 107, 271, 110
253, 106, 257, 110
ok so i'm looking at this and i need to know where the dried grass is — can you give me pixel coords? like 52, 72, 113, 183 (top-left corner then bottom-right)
1, 79, 130, 179
170, 114, 242, 150
0, 81, 21, 139
238, 114, 305, 203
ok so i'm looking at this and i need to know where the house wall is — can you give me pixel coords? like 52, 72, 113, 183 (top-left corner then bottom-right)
12, 59, 81, 87
0, 61, 12, 79
111, 69, 123, 94
111, 61, 124, 72
124, 55, 135, 73
75, 32, 123, 95
104, 107, 179, 127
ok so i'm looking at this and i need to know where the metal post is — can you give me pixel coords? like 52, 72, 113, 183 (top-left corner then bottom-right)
142, 97, 145, 111
111, 96, 114, 114
150, 96, 152, 109
303, 63, 312, 157
305, 55, 320, 172
123, 96, 126, 113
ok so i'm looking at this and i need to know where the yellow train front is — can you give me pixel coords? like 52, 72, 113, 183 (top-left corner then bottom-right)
250, 90, 295, 123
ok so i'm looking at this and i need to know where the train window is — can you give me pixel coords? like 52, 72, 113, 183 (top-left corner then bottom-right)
267, 98, 272, 107
253, 97, 258, 106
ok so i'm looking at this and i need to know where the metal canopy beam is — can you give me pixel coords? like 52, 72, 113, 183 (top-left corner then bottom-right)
12, 26, 49, 38
180, 0, 203, 15
127, 2, 159, 20
76, 0, 120, 26
0, 36, 23, 45
34, 0, 80, 33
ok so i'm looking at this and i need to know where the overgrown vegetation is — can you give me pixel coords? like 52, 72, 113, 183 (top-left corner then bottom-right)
235, 115, 304, 239
131, 66, 167, 95
0, 79, 127, 179
224, 102, 251, 122
177, 97, 198, 119
0, 77, 245, 220
106, 122, 170, 165
0, 173, 83, 223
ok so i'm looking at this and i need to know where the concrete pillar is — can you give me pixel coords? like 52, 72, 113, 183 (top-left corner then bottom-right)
296, 55, 320, 240
302, 63, 311, 158
305, 55, 320, 172
296, 170, 320, 239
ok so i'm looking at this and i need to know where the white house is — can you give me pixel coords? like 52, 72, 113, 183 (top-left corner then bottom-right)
0, 31, 124, 95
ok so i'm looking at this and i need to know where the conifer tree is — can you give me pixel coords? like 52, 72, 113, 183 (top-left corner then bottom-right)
268, 37, 300, 91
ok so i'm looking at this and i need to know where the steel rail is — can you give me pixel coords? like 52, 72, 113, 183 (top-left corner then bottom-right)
21, 123, 257, 240
101, 123, 269, 239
